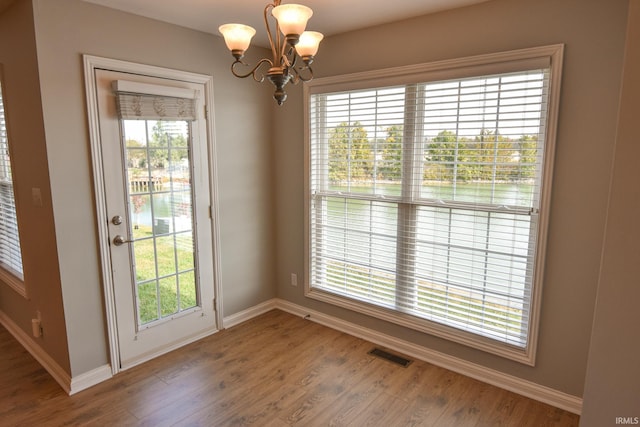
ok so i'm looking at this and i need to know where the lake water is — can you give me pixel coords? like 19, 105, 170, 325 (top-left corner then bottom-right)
329, 181, 536, 208
129, 186, 193, 234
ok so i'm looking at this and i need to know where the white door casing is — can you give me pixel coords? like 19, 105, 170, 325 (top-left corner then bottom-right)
84, 56, 223, 372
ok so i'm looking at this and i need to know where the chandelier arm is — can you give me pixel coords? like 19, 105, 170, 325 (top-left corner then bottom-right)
281, 38, 291, 68
297, 65, 314, 82
231, 58, 274, 82
286, 51, 300, 84
276, 19, 283, 62
264, 2, 280, 64
289, 56, 313, 83
291, 49, 313, 84
284, 64, 299, 85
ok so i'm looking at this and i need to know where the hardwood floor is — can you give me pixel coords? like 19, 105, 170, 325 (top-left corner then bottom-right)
1, 310, 579, 426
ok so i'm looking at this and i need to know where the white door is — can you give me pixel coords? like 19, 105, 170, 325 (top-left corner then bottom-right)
94, 69, 217, 369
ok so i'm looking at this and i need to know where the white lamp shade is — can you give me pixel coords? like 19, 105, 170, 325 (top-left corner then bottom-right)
272, 4, 313, 36
218, 23, 256, 51
295, 31, 323, 57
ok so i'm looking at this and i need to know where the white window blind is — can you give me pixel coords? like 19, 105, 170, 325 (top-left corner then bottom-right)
0, 80, 23, 280
306, 46, 562, 362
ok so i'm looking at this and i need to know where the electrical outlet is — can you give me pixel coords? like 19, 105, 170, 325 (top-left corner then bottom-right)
32, 311, 42, 338
291, 273, 298, 287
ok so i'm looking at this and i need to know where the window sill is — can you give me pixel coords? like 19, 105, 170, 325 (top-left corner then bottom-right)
0, 267, 27, 299
305, 286, 536, 366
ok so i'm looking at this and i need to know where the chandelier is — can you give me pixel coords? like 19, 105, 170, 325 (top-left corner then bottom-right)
219, 1, 323, 106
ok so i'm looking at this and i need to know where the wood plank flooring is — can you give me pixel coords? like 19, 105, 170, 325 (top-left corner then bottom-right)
0, 309, 580, 426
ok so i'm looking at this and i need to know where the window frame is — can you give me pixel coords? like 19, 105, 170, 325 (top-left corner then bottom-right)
303, 45, 564, 365
0, 65, 26, 298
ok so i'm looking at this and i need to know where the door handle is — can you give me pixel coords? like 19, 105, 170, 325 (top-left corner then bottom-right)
113, 235, 133, 246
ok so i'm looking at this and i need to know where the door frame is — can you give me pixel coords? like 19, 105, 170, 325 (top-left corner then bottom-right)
83, 55, 223, 375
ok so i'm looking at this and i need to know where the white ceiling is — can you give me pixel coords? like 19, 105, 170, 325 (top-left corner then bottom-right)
82, 0, 490, 47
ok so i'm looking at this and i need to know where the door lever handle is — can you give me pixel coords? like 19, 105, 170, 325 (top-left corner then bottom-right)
113, 235, 133, 246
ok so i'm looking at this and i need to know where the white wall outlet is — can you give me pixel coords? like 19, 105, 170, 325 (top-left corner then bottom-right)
32, 311, 42, 338
291, 273, 298, 287
32, 318, 41, 338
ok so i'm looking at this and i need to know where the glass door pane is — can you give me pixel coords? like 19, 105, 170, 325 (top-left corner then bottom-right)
122, 119, 198, 327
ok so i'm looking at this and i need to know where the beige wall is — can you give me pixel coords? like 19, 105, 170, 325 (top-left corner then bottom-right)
0, 0, 69, 373
273, 0, 630, 397
581, 1, 640, 424
26, 0, 276, 376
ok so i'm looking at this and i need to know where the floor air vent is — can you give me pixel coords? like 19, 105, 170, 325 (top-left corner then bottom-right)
368, 347, 413, 368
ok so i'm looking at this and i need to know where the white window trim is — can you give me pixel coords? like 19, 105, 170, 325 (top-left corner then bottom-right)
0, 67, 26, 299
0, 261, 26, 298
303, 44, 564, 365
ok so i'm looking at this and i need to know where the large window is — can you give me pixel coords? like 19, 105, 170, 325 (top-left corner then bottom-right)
0, 71, 25, 295
305, 46, 563, 363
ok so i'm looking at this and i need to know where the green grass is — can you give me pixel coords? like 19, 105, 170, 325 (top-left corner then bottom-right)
132, 225, 197, 324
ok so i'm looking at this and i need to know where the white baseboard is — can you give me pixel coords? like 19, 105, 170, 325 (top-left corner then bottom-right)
239, 298, 582, 415
223, 299, 278, 329
0, 310, 73, 394
69, 364, 112, 395
0, 310, 113, 395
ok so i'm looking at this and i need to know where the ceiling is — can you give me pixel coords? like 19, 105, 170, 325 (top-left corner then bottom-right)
82, 0, 491, 47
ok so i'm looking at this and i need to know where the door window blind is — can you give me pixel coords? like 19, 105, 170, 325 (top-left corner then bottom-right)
115, 93, 196, 121
307, 48, 561, 361
113, 80, 197, 122
0, 80, 23, 279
